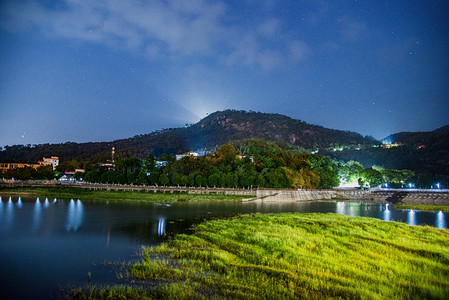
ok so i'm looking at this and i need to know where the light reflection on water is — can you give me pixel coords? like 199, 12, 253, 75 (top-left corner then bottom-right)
66, 199, 84, 232
383, 204, 391, 222
158, 217, 166, 237
0, 198, 447, 236
6, 197, 14, 230
44, 198, 50, 208
32, 197, 42, 231
436, 211, 446, 229
407, 209, 416, 226
0, 197, 447, 299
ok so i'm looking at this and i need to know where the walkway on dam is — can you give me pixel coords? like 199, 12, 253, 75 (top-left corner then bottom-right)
1, 181, 448, 204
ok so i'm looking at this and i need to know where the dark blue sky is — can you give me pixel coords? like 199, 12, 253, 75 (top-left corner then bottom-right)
1, 0, 448, 146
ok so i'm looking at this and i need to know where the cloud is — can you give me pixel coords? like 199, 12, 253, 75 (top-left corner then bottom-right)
338, 17, 368, 42
0, 0, 310, 70
257, 18, 282, 38
289, 40, 310, 62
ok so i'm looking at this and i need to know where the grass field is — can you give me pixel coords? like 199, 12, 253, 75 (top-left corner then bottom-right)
0, 186, 246, 203
74, 213, 449, 299
393, 204, 449, 213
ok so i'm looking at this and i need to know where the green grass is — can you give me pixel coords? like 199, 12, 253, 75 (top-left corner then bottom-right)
393, 204, 449, 213
73, 213, 449, 299
131, 213, 449, 299
0, 186, 246, 203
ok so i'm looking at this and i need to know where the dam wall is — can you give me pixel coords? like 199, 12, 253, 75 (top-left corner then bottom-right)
253, 189, 449, 205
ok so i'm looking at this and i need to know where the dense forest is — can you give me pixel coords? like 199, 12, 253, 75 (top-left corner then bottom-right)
3, 139, 441, 190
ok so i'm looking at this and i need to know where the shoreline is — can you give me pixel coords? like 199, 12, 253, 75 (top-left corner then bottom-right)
0, 186, 247, 203
74, 213, 449, 299
1, 185, 449, 211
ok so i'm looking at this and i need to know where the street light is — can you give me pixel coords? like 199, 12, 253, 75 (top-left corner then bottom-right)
436, 183, 440, 189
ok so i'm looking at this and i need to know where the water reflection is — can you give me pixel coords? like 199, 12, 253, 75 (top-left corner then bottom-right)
0, 197, 447, 300
5, 197, 14, 229
336, 202, 345, 215
436, 211, 446, 229
407, 209, 416, 226
383, 204, 391, 222
157, 217, 166, 237
32, 197, 42, 231
66, 199, 84, 231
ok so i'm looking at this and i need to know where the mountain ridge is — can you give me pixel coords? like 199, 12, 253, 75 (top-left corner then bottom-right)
0, 110, 447, 173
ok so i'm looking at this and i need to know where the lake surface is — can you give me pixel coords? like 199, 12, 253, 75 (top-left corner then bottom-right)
0, 196, 447, 299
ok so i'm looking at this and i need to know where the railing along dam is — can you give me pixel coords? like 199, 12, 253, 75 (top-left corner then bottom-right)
1, 181, 448, 204
252, 189, 449, 204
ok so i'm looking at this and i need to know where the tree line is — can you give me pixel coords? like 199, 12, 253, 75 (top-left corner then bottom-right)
2, 139, 445, 189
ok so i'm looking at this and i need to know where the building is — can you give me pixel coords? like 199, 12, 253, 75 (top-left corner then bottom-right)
0, 162, 40, 172
39, 156, 59, 170
0, 156, 59, 172
176, 152, 200, 160
237, 154, 255, 163
381, 143, 402, 149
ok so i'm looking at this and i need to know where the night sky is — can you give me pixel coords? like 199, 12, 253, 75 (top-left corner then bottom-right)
1, 0, 448, 147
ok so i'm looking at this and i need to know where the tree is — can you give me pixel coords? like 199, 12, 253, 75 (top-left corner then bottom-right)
158, 154, 175, 163
127, 172, 137, 184
159, 173, 169, 186
56, 160, 82, 172
171, 172, 182, 186
35, 165, 54, 180
208, 173, 220, 187
149, 170, 160, 185
283, 167, 301, 188
137, 171, 148, 185
144, 154, 155, 171
195, 174, 203, 187
316, 168, 340, 188
339, 160, 364, 184
73, 171, 84, 181
298, 168, 320, 189
360, 168, 383, 187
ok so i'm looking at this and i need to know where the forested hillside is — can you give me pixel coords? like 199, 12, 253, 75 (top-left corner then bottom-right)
1, 110, 447, 178
0, 110, 376, 162
324, 125, 449, 176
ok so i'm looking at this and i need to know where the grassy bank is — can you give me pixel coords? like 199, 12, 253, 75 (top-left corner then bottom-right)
0, 186, 246, 203
76, 213, 449, 299
393, 204, 449, 213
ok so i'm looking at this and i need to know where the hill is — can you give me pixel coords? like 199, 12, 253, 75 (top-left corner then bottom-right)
184, 110, 376, 150
325, 125, 449, 176
0, 110, 377, 163
381, 125, 449, 149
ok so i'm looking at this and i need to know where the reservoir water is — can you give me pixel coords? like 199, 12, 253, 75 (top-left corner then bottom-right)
0, 196, 447, 299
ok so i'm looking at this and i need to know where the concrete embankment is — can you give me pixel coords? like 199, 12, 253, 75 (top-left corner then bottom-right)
0, 182, 257, 197
366, 190, 449, 205
249, 189, 449, 205
2, 182, 448, 204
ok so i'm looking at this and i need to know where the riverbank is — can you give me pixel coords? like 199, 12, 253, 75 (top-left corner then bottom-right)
393, 204, 449, 213
73, 213, 449, 299
0, 186, 247, 203
2, 185, 449, 210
